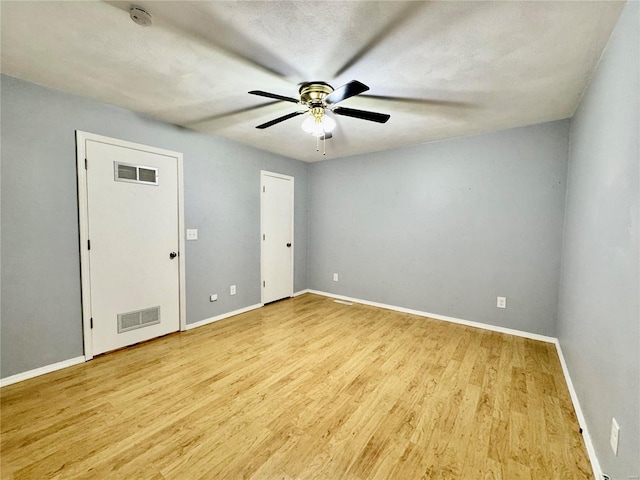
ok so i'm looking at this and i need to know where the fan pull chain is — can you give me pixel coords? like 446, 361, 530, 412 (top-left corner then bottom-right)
313, 133, 327, 155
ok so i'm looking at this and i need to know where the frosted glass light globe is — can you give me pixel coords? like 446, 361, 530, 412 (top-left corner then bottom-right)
321, 115, 336, 132
301, 115, 317, 133
301, 112, 336, 136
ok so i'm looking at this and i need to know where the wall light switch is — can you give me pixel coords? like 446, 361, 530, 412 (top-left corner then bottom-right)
333, 273, 339, 282
497, 296, 507, 308
230, 285, 236, 295
186, 229, 198, 240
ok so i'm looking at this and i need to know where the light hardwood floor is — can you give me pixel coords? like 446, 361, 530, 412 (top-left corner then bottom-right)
1, 293, 592, 479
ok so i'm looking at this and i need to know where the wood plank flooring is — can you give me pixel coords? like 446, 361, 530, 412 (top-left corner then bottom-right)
1, 293, 592, 479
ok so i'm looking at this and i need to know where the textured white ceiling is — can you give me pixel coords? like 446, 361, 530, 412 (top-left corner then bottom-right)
1, 1, 624, 162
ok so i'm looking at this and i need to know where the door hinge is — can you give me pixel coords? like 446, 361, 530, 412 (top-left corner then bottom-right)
90, 317, 93, 329
85, 158, 88, 170
87, 239, 91, 250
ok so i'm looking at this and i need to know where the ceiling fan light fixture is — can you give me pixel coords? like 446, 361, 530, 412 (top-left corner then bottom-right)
301, 111, 336, 136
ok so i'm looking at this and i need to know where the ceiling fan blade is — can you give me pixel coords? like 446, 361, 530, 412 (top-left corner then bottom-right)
186, 101, 281, 126
256, 111, 306, 129
325, 80, 370, 105
332, 107, 390, 124
249, 90, 300, 104
332, 2, 426, 77
360, 94, 477, 108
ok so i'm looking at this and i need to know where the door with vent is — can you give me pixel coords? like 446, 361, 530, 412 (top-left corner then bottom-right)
83, 137, 182, 356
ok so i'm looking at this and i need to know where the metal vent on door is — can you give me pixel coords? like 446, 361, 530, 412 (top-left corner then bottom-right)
114, 162, 159, 186
117, 306, 161, 333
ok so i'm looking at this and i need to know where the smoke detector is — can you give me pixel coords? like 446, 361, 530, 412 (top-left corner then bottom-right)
130, 6, 152, 27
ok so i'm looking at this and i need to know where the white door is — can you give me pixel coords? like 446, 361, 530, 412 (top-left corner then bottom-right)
261, 171, 294, 304
82, 136, 182, 355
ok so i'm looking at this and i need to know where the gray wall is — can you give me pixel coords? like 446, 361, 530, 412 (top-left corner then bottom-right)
1, 74, 309, 378
308, 120, 569, 337
557, 1, 640, 478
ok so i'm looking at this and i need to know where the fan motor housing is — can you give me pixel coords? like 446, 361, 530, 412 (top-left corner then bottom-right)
299, 82, 333, 106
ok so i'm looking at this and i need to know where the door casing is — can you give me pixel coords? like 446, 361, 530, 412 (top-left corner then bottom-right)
76, 131, 186, 360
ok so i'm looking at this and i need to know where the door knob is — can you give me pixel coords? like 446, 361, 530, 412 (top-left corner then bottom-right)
286, 243, 292, 247
169, 251, 178, 259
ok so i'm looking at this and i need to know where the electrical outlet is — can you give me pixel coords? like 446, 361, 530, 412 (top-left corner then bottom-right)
186, 229, 198, 240
497, 296, 507, 308
610, 418, 620, 455
209, 294, 217, 302
230, 285, 236, 295
333, 273, 339, 282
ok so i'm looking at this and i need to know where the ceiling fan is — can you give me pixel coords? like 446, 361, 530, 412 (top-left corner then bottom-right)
248, 80, 390, 139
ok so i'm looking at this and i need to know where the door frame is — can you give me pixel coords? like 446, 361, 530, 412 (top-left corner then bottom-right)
76, 131, 186, 360
260, 170, 294, 305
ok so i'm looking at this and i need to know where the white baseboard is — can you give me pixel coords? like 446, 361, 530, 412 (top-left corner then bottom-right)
0, 356, 85, 388
293, 289, 311, 297
184, 303, 263, 331
553, 341, 602, 480
306, 289, 556, 343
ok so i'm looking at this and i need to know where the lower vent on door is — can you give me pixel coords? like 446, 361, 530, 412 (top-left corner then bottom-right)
118, 306, 160, 333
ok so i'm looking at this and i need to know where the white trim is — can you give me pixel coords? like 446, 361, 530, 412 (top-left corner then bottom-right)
76, 132, 93, 359
0, 356, 85, 388
176, 153, 187, 332
184, 304, 263, 331
306, 290, 556, 343
553, 341, 602, 480
75, 131, 186, 359
260, 170, 295, 305
293, 289, 311, 297
261, 171, 295, 181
